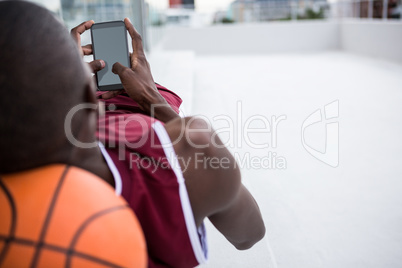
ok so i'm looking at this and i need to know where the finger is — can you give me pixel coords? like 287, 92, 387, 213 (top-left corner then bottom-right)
102, 90, 124, 100
82, 44, 93, 55
88, 60, 105, 73
124, 18, 145, 57
112, 62, 130, 78
71, 20, 95, 44
71, 20, 94, 38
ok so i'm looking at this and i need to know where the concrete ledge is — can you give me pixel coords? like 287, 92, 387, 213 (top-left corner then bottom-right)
340, 19, 402, 63
160, 20, 402, 63
162, 21, 341, 54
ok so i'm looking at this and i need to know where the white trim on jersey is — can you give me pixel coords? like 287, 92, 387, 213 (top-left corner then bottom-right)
152, 121, 208, 265
98, 141, 123, 196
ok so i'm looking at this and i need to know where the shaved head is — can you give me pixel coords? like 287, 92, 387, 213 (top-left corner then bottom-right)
0, 1, 92, 173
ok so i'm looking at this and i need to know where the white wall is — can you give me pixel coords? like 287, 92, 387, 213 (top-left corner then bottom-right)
160, 20, 402, 63
340, 20, 402, 63
162, 21, 341, 54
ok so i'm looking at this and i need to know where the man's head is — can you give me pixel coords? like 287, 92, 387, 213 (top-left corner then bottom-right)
0, 1, 95, 173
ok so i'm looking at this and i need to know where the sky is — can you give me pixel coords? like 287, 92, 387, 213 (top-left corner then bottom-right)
29, 0, 236, 14
35, 0, 235, 13
30, 0, 60, 12
195, 0, 234, 12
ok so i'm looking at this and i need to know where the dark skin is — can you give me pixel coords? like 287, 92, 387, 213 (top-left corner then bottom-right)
70, 19, 265, 250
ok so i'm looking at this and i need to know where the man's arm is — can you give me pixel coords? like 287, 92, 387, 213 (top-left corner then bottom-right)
111, 18, 179, 123
209, 186, 265, 249
111, 18, 266, 249
164, 117, 266, 250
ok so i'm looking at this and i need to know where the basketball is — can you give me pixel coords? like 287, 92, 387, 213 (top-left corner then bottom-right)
0, 164, 147, 267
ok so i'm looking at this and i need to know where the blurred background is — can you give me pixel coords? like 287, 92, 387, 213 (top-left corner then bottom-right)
28, 0, 402, 267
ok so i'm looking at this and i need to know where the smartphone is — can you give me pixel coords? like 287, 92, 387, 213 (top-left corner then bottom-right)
91, 21, 130, 91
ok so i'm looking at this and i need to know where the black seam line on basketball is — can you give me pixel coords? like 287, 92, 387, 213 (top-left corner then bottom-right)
70, 251, 125, 268
0, 235, 36, 247
65, 204, 130, 268
30, 165, 70, 268
0, 177, 17, 266
0, 233, 127, 268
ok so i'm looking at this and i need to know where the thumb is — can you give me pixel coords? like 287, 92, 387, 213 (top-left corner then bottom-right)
112, 62, 130, 78
89, 59, 105, 73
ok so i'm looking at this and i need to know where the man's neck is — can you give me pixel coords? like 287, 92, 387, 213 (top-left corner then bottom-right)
67, 145, 115, 188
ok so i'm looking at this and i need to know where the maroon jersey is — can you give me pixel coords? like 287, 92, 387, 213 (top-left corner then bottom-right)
96, 84, 208, 267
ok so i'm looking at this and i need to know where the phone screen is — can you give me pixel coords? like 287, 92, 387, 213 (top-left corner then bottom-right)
91, 21, 130, 91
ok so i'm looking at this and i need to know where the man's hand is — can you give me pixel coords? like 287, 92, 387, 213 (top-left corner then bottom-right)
111, 18, 179, 123
70, 20, 105, 74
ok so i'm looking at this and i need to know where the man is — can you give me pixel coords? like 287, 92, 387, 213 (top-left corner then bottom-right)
0, 1, 265, 267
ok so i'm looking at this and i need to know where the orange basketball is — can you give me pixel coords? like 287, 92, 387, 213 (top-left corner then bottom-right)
0, 164, 147, 267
